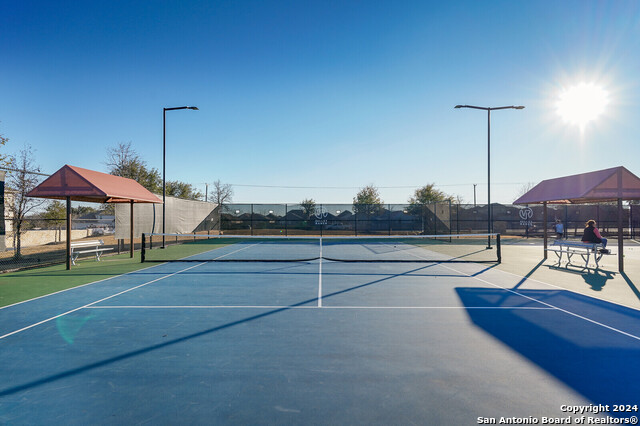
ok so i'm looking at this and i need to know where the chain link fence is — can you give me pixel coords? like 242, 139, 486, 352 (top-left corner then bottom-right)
219, 203, 639, 239
0, 217, 131, 272
2, 202, 638, 273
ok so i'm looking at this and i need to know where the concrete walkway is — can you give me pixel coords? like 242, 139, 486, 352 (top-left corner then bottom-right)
497, 239, 640, 310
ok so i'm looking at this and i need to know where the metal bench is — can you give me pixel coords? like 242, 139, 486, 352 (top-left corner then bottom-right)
70, 240, 113, 265
548, 240, 613, 269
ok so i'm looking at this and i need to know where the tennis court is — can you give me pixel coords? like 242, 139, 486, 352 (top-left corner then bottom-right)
1, 235, 639, 424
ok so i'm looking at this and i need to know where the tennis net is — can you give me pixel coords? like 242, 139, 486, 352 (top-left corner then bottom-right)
141, 233, 501, 264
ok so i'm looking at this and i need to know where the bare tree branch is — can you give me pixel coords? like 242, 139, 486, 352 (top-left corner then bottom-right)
210, 180, 233, 205
6, 145, 46, 258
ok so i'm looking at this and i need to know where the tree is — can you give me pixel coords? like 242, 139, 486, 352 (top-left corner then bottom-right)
300, 198, 316, 217
42, 200, 66, 222
42, 200, 66, 242
514, 182, 535, 202
210, 180, 233, 205
106, 142, 161, 192
106, 142, 140, 175
408, 184, 453, 205
166, 180, 203, 200
405, 184, 455, 216
6, 145, 46, 258
72, 206, 98, 217
0, 125, 9, 167
353, 185, 383, 215
124, 161, 162, 193
106, 142, 202, 200
404, 184, 456, 235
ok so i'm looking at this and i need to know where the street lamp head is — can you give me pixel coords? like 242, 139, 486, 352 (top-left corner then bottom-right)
455, 104, 524, 111
165, 106, 199, 112
454, 105, 488, 110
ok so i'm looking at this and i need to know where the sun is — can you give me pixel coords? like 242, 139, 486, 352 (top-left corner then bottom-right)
556, 82, 609, 130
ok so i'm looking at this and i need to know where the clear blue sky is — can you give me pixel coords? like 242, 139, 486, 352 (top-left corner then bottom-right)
2, 0, 639, 204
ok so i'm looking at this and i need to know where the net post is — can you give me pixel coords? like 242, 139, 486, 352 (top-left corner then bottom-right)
496, 233, 501, 263
433, 202, 437, 236
354, 205, 357, 236
543, 201, 548, 259
141, 233, 146, 263
448, 200, 452, 242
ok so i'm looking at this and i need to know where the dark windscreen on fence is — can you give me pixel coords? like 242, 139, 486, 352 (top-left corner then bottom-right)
2, 202, 638, 272
219, 203, 636, 238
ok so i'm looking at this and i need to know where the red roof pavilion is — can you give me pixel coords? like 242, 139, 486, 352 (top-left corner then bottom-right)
27, 165, 162, 204
27, 165, 162, 269
514, 166, 640, 272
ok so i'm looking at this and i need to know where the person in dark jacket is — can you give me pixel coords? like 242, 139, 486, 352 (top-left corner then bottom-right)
582, 219, 608, 253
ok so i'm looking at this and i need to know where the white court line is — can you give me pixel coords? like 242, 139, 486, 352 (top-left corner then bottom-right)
0, 262, 166, 311
0, 262, 205, 341
86, 305, 555, 310
209, 241, 263, 260
0, 241, 265, 340
387, 242, 640, 342
491, 267, 640, 312
439, 263, 640, 342
0, 239, 262, 312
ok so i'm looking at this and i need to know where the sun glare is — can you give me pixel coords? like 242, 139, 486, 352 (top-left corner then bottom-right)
556, 82, 609, 130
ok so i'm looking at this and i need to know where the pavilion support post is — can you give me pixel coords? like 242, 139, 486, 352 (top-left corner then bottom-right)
543, 202, 548, 259
618, 198, 624, 272
130, 200, 134, 258
617, 168, 624, 272
66, 196, 71, 270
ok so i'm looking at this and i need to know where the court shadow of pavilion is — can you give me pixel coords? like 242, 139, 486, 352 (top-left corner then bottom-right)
456, 287, 640, 412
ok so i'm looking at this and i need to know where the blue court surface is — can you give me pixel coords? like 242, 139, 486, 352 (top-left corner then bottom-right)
2, 241, 640, 424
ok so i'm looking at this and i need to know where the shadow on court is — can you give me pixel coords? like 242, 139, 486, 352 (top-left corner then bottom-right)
546, 263, 617, 291
1, 262, 451, 398
621, 272, 640, 302
511, 259, 545, 290
456, 287, 640, 412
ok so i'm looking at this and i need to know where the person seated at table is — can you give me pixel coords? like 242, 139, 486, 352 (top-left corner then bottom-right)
582, 220, 609, 253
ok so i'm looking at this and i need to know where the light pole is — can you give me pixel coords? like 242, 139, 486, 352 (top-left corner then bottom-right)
163, 106, 198, 248
455, 104, 524, 248
473, 183, 477, 207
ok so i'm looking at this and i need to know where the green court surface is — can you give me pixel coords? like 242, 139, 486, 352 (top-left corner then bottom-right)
0, 254, 150, 308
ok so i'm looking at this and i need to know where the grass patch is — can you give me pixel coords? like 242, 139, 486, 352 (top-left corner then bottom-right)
0, 253, 153, 308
